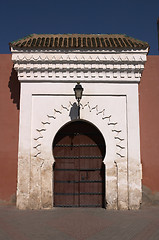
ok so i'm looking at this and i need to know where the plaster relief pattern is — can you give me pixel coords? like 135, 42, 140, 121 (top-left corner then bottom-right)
33, 102, 126, 160
12, 52, 147, 82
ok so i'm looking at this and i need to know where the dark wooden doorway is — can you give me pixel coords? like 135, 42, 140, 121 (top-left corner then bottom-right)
53, 120, 106, 207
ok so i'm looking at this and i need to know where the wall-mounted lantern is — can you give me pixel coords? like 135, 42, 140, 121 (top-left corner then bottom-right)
73, 83, 84, 119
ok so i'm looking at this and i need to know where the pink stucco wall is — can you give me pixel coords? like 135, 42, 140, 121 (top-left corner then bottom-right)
139, 55, 159, 193
0, 54, 19, 204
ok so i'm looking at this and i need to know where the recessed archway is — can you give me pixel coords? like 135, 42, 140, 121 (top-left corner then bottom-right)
53, 120, 106, 208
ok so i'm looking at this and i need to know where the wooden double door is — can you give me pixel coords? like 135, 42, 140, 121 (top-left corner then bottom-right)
53, 120, 106, 207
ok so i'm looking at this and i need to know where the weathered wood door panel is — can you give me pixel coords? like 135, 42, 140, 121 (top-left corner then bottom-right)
53, 120, 105, 207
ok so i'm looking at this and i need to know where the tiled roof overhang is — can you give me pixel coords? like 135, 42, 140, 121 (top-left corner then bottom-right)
9, 34, 149, 50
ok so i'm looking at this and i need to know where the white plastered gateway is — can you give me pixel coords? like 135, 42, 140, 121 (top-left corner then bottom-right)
10, 34, 149, 210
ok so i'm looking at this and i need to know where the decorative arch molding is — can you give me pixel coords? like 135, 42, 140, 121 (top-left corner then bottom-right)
32, 101, 126, 162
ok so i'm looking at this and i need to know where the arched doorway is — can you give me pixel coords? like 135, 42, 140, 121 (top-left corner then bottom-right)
53, 120, 106, 207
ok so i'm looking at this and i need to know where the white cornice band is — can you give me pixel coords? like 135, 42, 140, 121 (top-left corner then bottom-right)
11, 50, 148, 82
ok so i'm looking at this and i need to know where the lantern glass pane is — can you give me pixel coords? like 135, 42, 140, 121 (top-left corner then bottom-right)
76, 89, 82, 99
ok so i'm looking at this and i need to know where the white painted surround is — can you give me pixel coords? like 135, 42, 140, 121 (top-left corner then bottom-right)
11, 47, 148, 210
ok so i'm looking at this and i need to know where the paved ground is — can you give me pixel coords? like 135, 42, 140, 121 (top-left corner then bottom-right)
0, 206, 159, 240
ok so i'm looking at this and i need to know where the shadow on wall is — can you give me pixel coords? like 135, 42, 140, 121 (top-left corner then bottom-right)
8, 68, 20, 110
142, 185, 159, 207
0, 193, 16, 206
69, 102, 78, 120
